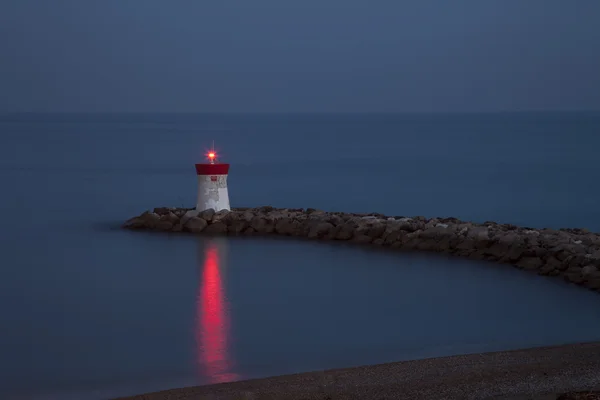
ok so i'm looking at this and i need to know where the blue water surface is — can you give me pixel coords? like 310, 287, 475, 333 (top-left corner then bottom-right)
1, 112, 600, 399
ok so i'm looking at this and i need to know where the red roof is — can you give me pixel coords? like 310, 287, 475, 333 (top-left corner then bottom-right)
195, 163, 230, 175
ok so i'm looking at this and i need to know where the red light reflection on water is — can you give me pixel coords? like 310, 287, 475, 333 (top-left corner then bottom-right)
196, 240, 238, 384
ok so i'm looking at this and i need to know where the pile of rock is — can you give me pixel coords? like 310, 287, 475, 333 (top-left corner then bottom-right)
123, 206, 600, 293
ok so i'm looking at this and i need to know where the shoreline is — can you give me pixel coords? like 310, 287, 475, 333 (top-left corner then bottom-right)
123, 206, 600, 293
115, 341, 600, 400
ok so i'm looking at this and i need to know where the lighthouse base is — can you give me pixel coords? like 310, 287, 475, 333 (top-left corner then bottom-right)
196, 188, 230, 212
196, 175, 230, 212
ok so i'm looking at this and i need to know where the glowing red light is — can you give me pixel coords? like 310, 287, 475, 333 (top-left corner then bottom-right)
208, 152, 216, 159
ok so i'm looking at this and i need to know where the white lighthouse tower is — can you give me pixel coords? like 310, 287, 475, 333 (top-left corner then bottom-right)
195, 146, 231, 212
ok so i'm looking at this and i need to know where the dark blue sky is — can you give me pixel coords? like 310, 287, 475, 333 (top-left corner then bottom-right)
1, 0, 599, 113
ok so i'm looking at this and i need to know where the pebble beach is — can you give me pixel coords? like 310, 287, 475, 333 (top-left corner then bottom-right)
116, 341, 600, 400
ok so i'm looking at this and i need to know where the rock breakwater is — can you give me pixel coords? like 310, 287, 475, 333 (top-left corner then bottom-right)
123, 206, 600, 293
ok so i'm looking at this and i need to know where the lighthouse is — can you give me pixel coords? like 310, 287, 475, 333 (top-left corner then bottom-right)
195, 147, 231, 212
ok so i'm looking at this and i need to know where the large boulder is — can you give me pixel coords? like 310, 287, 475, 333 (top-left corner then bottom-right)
467, 226, 490, 241
365, 223, 387, 240
552, 243, 586, 261
251, 216, 275, 234
400, 231, 422, 249
275, 218, 298, 235
212, 209, 232, 223
228, 220, 248, 235
180, 210, 199, 226
185, 217, 208, 233
239, 211, 253, 222
154, 213, 179, 231
419, 225, 454, 241
155, 220, 174, 231
582, 265, 598, 277
563, 266, 585, 284
396, 218, 419, 232
588, 250, 600, 261
326, 214, 346, 226
538, 256, 563, 275
198, 208, 216, 222
163, 212, 179, 223
308, 222, 335, 239
495, 232, 524, 247
137, 212, 161, 229
335, 223, 355, 240
561, 254, 586, 271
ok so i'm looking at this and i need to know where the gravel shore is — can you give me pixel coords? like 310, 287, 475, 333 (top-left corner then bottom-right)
116, 342, 600, 400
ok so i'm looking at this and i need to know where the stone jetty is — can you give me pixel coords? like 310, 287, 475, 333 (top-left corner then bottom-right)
123, 206, 600, 293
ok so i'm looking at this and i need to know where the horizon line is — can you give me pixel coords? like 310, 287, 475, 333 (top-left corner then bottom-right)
2, 109, 600, 115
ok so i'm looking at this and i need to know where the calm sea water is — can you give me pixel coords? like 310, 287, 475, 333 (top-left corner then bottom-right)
1, 112, 600, 399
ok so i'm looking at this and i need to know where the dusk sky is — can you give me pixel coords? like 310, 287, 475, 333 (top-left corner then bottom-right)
1, 0, 599, 113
